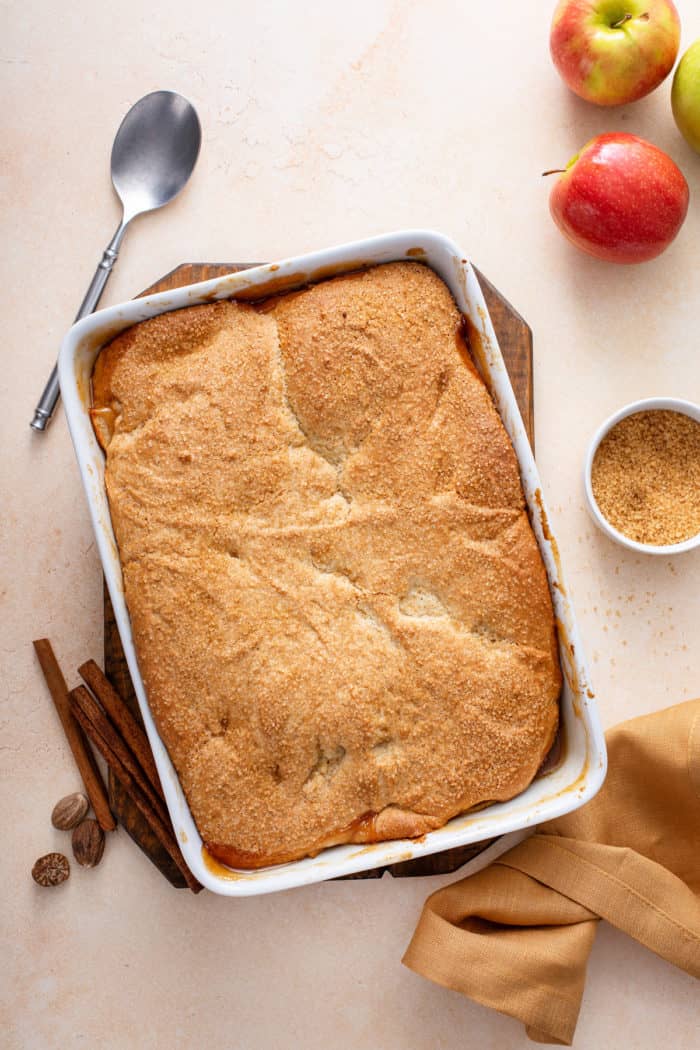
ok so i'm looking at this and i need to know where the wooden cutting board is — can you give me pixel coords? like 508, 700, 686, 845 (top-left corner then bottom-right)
104, 261, 534, 888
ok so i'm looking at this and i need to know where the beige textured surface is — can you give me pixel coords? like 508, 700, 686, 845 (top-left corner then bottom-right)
93, 265, 559, 866
1, 2, 699, 1047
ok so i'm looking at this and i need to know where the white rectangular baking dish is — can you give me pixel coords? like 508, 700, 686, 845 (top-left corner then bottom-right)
59, 230, 606, 896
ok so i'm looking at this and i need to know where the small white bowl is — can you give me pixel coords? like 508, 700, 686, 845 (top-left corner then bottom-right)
584, 397, 700, 556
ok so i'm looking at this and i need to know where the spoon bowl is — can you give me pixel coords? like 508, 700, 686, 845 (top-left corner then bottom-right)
111, 91, 201, 221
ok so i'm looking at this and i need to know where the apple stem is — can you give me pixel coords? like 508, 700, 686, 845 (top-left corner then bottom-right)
542, 169, 566, 176
611, 12, 633, 28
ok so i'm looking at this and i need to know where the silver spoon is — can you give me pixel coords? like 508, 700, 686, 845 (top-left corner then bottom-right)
30, 90, 201, 432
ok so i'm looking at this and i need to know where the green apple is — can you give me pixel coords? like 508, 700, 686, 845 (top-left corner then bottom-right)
672, 39, 700, 153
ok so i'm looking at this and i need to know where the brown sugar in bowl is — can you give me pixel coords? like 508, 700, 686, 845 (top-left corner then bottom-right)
584, 398, 700, 555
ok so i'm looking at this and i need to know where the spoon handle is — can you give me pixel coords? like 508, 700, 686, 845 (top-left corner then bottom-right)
30, 221, 128, 432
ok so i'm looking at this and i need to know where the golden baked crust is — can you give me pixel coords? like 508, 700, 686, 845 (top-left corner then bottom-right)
92, 262, 560, 868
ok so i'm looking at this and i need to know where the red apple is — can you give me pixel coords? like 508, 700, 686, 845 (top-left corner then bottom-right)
550, 0, 680, 106
547, 133, 689, 264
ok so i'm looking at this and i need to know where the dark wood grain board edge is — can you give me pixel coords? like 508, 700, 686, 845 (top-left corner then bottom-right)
105, 583, 187, 888
473, 266, 534, 453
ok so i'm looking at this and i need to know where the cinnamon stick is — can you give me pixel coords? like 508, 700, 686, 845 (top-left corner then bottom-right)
33, 639, 116, 832
69, 686, 202, 893
78, 659, 164, 803
70, 682, 170, 829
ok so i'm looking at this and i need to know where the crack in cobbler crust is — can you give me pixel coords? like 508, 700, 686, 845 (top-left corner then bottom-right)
91, 262, 561, 868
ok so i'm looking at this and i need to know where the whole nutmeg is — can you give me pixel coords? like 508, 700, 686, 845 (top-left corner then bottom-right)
32, 852, 70, 887
72, 818, 105, 868
51, 792, 89, 831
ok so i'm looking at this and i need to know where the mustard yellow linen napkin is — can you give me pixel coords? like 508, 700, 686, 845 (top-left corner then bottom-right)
403, 699, 700, 1045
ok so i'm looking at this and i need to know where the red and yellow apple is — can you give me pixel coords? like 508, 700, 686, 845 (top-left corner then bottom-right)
550, 0, 680, 106
547, 133, 689, 263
